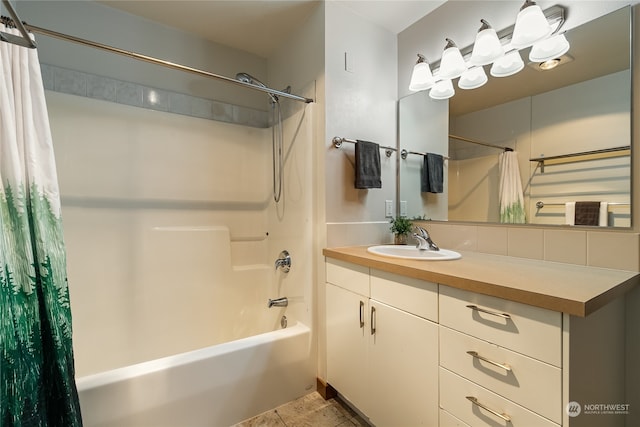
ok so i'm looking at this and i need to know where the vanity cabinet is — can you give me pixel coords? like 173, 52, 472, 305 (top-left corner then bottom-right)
325, 259, 439, 427
324, 251, 630, 427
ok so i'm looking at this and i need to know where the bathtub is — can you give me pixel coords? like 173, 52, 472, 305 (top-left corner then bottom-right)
68, 226, 315, 426
77, 320, 313, 427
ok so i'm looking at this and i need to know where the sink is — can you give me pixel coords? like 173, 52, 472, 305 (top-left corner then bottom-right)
367, 245, 461, 261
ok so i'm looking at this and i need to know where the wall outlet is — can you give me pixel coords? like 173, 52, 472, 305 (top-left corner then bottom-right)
385, 200, 394, 217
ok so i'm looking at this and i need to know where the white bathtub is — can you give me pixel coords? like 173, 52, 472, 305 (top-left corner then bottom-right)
77, 320, 313, 427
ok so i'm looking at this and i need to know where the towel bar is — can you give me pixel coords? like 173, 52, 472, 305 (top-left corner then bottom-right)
332, 136, 395, 158
536, 201, 629, 210
400, 148, 450, 160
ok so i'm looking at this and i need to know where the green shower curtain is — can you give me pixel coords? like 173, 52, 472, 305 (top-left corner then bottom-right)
0, 26, 82, 426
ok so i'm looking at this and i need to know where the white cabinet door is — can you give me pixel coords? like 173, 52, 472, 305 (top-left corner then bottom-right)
368, 300, 439, 427
326, 283, 369, 412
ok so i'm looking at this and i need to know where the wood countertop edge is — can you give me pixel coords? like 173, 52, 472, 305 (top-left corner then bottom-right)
322, 247, 640, 317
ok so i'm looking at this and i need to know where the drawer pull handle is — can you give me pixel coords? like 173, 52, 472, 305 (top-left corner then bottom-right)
466, 304, 511, 319
359, 301, 365, 328
467, 351, 512, 372
466, 396, 512, 423
371, 306, 376, 335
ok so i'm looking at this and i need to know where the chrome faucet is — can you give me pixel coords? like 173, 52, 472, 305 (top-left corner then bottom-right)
268, 297, 288, 308
413, 226, 439, 251
274, 250, 291, 273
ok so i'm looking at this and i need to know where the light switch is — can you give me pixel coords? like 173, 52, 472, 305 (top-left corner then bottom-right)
400, 201, 408, 217
385, 200, 393, 217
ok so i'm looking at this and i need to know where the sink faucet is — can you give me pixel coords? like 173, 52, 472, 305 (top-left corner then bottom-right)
413, 226, 439, 251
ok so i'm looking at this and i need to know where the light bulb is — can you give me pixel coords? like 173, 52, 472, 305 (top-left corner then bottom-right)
530, 33, 570, 62
511, 0, 553, 49
470, 20, 504, 66
439, 39, 467, 80
490, 51, 524, 77
409, 55, 435, 91
429, 79, 455, 100
459, 67, 488, 90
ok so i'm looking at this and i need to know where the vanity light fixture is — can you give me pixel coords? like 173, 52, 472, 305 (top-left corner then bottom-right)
458, 67, 488, 90
408, 3, 566, 99
469, 19, 504, 66
408, 54, 436, 91
529, 33, 570, 62
429, 79, 455, 100
438, 39, 467, 80
511, 0, 553, 49
490, 50, 525, 77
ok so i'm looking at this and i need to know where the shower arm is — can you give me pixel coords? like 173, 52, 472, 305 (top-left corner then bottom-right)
0, 1, 313, 104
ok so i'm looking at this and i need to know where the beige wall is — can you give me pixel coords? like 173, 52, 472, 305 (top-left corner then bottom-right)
324, 1, 398, 247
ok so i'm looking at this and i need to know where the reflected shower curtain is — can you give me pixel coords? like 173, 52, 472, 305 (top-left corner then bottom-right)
0, 26, 82, 426
499, 151, 526, 224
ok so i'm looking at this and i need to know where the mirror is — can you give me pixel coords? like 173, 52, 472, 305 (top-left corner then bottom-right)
399, 6, 632, 228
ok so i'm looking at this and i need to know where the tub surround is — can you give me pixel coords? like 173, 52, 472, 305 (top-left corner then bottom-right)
322, 246, 640, 317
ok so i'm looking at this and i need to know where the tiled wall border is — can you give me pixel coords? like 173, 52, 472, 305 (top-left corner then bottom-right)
40, 63, 269, 128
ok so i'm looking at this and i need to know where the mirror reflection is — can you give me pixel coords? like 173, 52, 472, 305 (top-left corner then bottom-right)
399, 6, 631, 228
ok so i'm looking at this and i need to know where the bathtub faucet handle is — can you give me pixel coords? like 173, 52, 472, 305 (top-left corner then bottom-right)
274, 250, 291, 273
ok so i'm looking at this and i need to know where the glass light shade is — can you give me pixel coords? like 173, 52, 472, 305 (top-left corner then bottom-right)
409, 61, 435, 91
529, 33, 570, 62
470, 23, 504, 66
458, 67, 488, 90
429, 79, 455, 100
490, 51, 524, 77
439, 40, 467, 79
511, 2, 552, 49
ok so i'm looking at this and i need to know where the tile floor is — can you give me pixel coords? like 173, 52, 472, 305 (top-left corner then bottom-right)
233, 392, 370, 427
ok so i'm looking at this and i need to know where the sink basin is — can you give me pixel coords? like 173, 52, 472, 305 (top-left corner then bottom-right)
367, 245, 461, 261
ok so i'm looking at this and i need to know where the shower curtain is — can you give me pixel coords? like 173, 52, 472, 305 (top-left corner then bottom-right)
498, 151, 526, 224
0, 27, 82, 426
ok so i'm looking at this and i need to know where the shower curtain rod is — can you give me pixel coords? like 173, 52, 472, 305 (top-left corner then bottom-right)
449, 134, 513, 152
0, 1, 313, 103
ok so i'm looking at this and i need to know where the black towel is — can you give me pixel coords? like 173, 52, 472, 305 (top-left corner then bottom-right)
575, 201, 601, 226
421, 153, 444, 193
355, 140, 382, 189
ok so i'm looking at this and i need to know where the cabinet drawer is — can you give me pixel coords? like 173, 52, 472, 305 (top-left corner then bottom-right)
440, 368, 559, 427
439, 286, 562, 366
370, 269, 438, 322
440, 326, 561, 423
326, 259, 369, 296
440, 409, 471, 427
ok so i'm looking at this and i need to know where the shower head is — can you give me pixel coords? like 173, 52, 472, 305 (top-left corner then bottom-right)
236, 72, 278, 103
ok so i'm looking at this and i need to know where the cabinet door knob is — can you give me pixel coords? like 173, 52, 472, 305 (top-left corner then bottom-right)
466, 304, 511, 319
466, 396, 512, 423
359, 300, 365, 328
467, 351, 512, 372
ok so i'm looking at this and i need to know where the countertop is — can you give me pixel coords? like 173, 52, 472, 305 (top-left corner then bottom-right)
323, 246, 640, 317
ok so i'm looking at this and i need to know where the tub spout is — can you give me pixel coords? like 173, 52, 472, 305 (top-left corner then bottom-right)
268, 297, 288, 308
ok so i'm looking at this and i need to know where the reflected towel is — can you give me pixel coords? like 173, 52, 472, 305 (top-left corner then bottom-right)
355, 140, 382, 189
565, 202, 576, 226
566, 202, 609, 226
421, 153, 444, 193
499, 151, 526, 223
